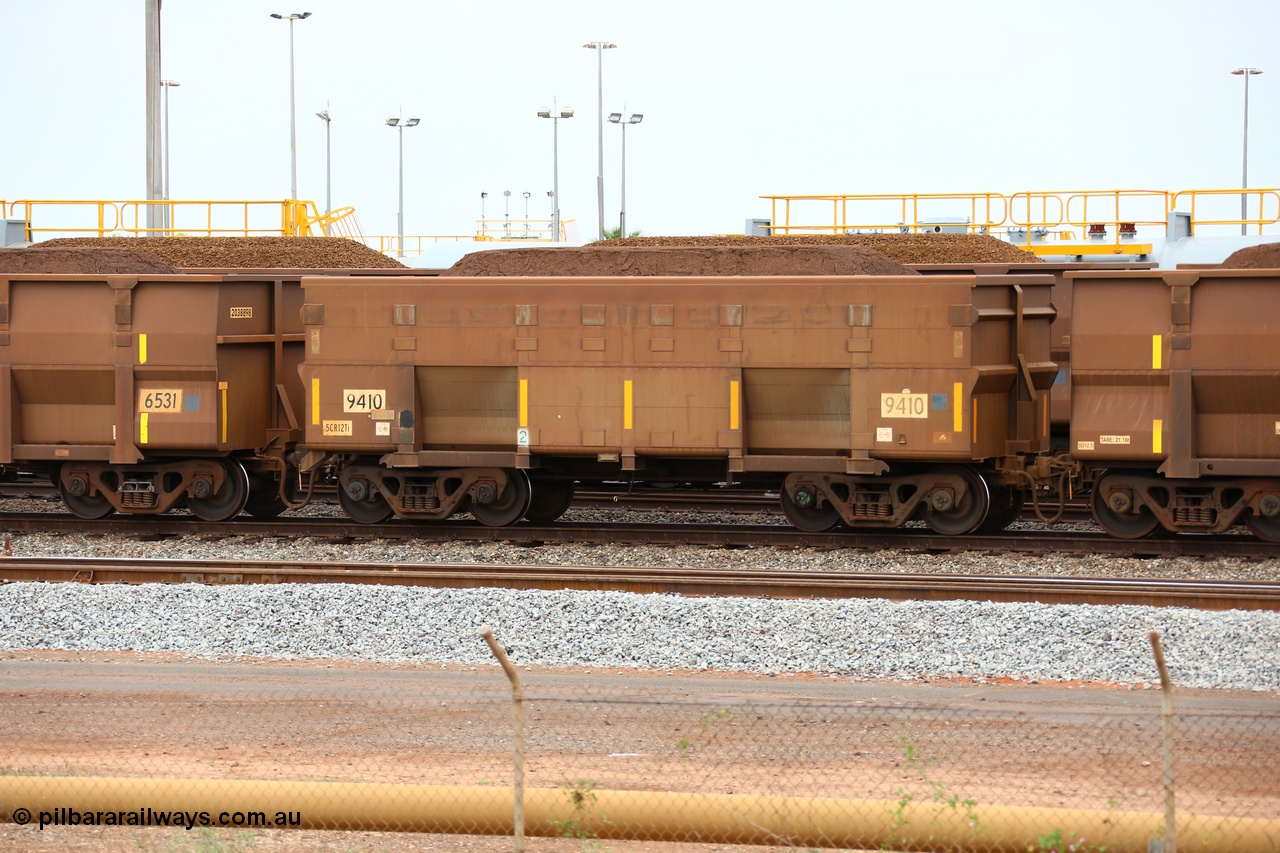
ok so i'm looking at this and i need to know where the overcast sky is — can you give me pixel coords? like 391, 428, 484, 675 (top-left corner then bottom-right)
3, 0, 1277, 244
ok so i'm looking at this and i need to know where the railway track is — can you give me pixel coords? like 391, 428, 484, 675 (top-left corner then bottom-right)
2, 555, 1277, 611
1, 510, 1277, 559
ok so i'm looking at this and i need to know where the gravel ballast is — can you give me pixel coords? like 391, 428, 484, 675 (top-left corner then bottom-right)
1, 558, 1277, 692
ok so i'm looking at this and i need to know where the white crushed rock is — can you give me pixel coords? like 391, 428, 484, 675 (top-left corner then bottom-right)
2, 501, 1278, 691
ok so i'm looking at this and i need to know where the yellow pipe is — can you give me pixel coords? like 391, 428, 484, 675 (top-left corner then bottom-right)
3, 778, 1278, 851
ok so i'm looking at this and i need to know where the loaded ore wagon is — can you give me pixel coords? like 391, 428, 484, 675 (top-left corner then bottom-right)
296, 273, 1057, 533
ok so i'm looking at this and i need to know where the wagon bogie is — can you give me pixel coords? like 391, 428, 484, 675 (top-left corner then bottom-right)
335, 458, 530, 526
781, 465, 994, 534
1091, 470, 1280, 539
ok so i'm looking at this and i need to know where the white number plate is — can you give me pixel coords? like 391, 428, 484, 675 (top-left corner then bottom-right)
881, 393, 928, 419
139, 389, 183, 412
343, 389, 387, 413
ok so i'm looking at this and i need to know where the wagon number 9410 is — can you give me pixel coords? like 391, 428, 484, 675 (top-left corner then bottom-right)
881, 392, 928, 419
343, 389, 386, 413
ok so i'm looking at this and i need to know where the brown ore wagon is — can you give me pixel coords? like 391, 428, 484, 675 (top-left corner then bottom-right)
1069, 268, 1280, 541
0, 272, 305, 519
297, 273, 1057, 534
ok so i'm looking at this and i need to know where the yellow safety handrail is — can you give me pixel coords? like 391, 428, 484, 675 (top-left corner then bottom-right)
1, 198, 363, 241
761, 188, 1280, 255
1169, 188, 1280, 236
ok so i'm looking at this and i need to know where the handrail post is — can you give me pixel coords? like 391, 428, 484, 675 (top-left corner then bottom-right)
1148, 630, 1177, 853
479, 626, 525, 853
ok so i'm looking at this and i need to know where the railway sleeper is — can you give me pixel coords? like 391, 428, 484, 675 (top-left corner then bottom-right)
338, 462, 532, 527
1092, 472, 1280, 541
781, 466, 993, 535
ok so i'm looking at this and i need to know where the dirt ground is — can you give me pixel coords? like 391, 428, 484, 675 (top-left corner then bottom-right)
1, 651, 1276, 852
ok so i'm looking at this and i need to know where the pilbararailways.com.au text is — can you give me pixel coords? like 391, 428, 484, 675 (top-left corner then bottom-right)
17, 807, 302, 831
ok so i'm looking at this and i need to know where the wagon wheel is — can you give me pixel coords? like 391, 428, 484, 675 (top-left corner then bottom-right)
1245, 510, 1280, 544
524, 479, 576, 523
920, 466, 991, 536
244, 473, 299, 519
1090, 475, 1160, 539
58, 467, 115, 520
187, 459, 250, 522
470, 470, 532, 527
977, 486, 1025, 533
781, 487, 841, 533
337, 483, 394, 524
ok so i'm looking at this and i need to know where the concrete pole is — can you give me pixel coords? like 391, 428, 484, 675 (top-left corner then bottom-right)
144, 0, 163, 236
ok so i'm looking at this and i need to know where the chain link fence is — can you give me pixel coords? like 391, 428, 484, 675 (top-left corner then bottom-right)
1, 637, 1278, 852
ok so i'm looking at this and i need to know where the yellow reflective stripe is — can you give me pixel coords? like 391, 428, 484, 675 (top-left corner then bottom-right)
1043, 393, 1049, 436
729, 380, 740, 430
1152, 334, 1162, 370
623, 380, 633, 430
1153, 419, 1163, 454
139, 412, 148, 444
953, 382, 963, 433
972, 397, 978, 445
139, 333, 147, 365
519, 379, 528, 428
311, 378, 320, 425
219, 383, 228, 444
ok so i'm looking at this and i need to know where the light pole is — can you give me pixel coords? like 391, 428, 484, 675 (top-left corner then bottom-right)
537, 104, 574, 242
161, 79, 180, 235
522, 191, 531, 237
503, 190, 512, 239
269, 11, 311, 201
386, 116, 420, 257
582, 41, 616, 240
480, 192, 488, 237
315, 108, 331, 222
608, 112, 643, 237
1232, 67, 1263, 236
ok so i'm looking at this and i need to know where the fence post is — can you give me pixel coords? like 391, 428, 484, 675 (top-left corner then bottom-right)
479, 625, 525, 853
1148, 630, 1176, 853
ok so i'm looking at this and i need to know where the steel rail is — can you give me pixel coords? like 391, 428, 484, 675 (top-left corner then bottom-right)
1, 555, 1277, 610
2, 511, 1278, 559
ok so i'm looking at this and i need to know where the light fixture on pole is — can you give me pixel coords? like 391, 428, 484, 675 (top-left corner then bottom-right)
537, 104, 574, 242
386, 116, 420, 257
1232, 67, 1263, 236
608, 112, 643, 237
160, 79, 180, 235
582, 41, 617, 240
269, 11, 312, 201
315, 108, 331, 223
